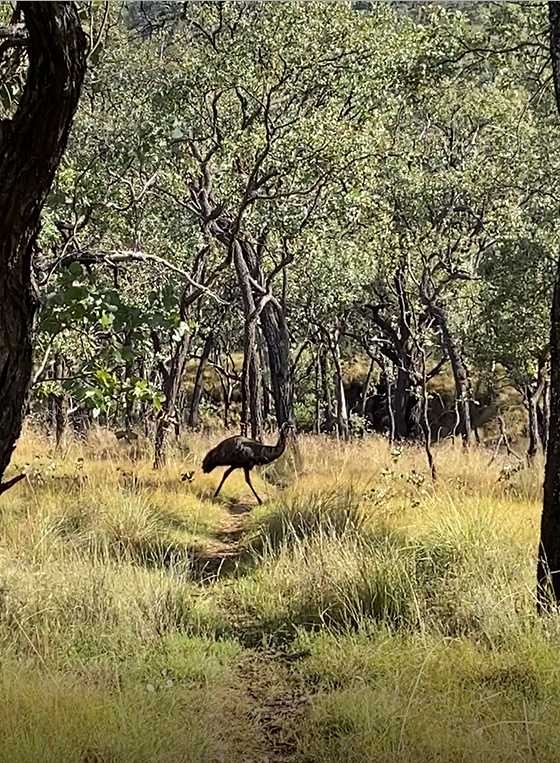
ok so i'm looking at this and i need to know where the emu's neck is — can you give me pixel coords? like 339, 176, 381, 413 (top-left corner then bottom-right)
275, 428, 288, 457
258, 428, 288, 465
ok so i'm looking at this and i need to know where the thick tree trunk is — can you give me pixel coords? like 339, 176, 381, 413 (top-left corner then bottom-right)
539, 255, 560, 606
233, 240, 262, 440
188, 332, 215, 428
315, 354, 321, 434
376, 344, 421, 441
0, 4, 86, 485
541, 381, 551, 451
538, 1, 560, 610
260, 300, 295, 427
394, 366, 408, 440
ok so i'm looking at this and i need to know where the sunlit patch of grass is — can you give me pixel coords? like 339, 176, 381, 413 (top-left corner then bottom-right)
247, 486, 366, 554
293, 627, 560, 763
0, 660, 233, 763
224, 492, 536, 645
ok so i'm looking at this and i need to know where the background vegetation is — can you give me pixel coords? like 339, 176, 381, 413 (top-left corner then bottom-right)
25, 0, 557, 459
1, 1, 560, 760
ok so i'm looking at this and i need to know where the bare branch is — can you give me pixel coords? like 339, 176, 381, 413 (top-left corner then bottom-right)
0, 473, 26, 496
43, 248, 228, 305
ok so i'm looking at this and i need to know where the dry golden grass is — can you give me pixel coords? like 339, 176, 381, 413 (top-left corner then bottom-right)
0, 425, 554, 762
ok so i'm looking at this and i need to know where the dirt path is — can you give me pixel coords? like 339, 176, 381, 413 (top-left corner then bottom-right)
219, 649, 311, 763
191, 501, 312, 762
192, 500, 255, 580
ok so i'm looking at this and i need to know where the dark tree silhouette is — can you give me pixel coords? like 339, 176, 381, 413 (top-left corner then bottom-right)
0, 3, 87, 491
539, 1, 560, 610
202, 423, 292, 504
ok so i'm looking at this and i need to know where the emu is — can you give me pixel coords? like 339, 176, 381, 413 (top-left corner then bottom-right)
202, 422, 292, 504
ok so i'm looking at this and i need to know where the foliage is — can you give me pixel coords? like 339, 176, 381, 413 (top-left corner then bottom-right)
30, 1, 559, 441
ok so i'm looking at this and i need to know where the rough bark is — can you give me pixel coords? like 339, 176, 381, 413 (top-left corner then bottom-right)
232, 240, 262, 440
260, 300, 295, 427
541, 381, 551, 451
393, 358, 412, 440
539, 1, 560, 610
0, 4, 87, 486
539, 248, 560, 606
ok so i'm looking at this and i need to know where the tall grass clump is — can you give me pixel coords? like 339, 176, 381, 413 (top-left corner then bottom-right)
47, 488, 196, 570
248, 487, 366, 555
229, 494, 536, 643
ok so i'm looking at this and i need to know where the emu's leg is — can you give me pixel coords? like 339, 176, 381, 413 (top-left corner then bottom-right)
214, 465, 236, 498
244, 468, 263, 504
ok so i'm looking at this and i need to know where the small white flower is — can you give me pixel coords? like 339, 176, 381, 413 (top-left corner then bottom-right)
146, 683, 155, 692
166, 679, 173, 687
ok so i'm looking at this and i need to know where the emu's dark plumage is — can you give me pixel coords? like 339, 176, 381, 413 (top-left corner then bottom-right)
202, 424, 290, 504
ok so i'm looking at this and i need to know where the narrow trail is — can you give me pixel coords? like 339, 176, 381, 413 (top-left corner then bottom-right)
190, 498, 312, 762
220, 650, 310, 763
192, 500, 255, 580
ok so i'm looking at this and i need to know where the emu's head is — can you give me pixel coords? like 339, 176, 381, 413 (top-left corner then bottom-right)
280, 420, 296, 438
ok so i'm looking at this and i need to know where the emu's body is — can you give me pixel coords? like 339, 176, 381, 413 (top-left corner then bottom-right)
202, 425, 289, 504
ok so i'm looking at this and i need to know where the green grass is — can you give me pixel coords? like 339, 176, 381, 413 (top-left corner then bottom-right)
0, 427, 555, 762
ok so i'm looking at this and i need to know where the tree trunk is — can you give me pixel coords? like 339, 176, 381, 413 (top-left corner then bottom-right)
189, 332, 215, 428
123, 331, 136, 429
360, 356, 375, 417
232, 240, 262, 440
153, 331, 191, 468
260, 300, 295, 428
538, 1, 560, 610
259, 331, 272, 422
0, 4, 86, 486
153, 248, 208, 467
319, 349, 335, 432
428, 300, 473, 446
382, 356, 396, 442
330, 335, 349, 440
394, 355, 412, 440
53, 354, 67, 451
314, 353, 321, 434
420, 348, 436, 480
541, 381, 551, 451
539, 254, 560, 606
